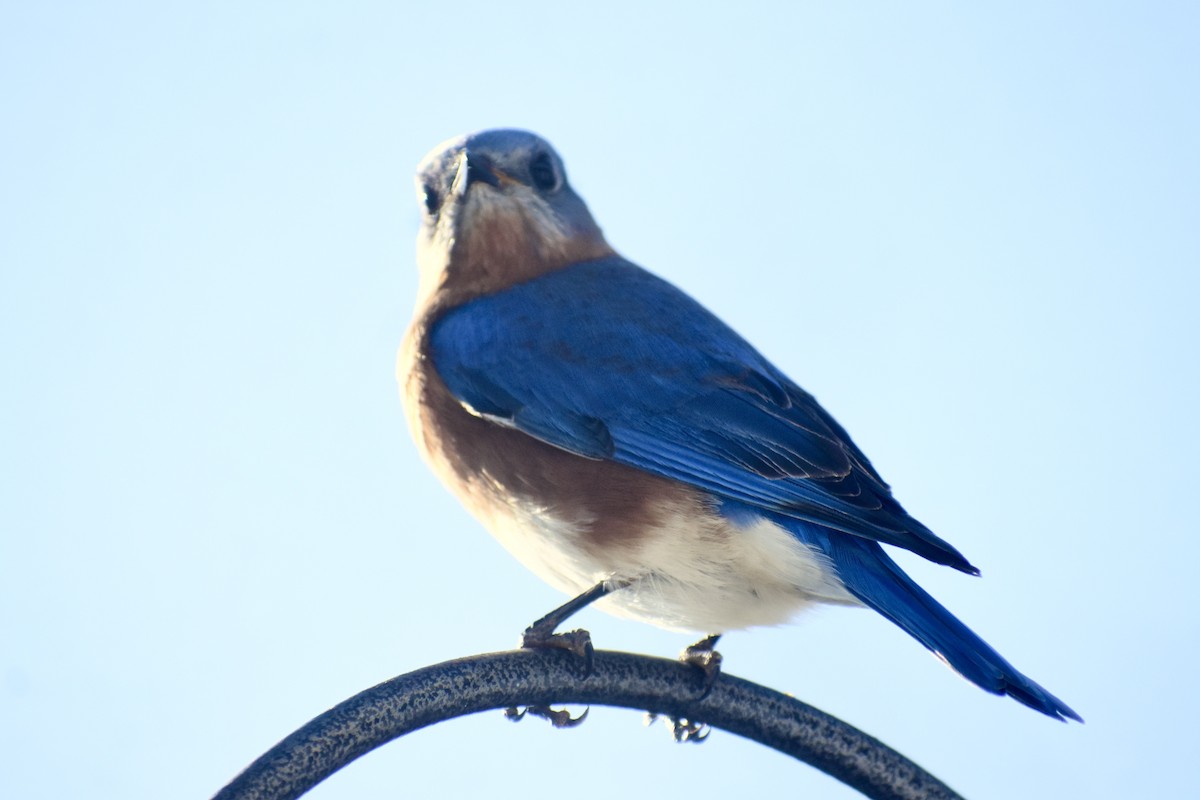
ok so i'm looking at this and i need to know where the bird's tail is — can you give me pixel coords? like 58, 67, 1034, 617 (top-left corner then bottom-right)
816, 531, 1082, 722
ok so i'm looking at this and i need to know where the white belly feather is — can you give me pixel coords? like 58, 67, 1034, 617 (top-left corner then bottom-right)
475, 490, 861, 634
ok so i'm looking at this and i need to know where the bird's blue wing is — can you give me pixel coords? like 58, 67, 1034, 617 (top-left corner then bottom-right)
429, 256, 976, 573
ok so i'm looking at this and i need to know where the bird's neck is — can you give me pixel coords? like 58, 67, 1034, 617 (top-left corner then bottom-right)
416, 207, 614, 318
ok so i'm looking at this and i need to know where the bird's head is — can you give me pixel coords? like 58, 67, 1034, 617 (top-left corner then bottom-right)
413, 129, 612, 304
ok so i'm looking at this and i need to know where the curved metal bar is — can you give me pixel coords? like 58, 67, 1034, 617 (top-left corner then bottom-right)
212, 649, 963, 800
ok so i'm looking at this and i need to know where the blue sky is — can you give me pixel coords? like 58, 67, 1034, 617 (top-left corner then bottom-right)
2, 3, 1197, 798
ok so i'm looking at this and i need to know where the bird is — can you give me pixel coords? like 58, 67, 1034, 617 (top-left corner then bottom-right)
398, 128, 1081, 722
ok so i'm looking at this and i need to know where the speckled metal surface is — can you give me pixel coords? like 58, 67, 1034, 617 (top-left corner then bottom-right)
211, 649, 964, 800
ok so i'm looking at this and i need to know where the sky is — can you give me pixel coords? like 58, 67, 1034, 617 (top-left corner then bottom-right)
2, 2, 1197, 798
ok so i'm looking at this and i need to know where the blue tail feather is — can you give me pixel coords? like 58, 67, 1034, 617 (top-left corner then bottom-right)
796, 522, 1082, 722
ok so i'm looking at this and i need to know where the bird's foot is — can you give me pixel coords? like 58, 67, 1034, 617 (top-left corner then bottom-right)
520, 623, 595, 676
505, 705, 589, 729
644, 712, 711, 743
517, 580, 626, 677
679, 633, 723, 699
505, 582, 631, 728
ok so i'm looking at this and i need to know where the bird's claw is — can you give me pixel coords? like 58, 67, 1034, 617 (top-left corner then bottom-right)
644, 712, 711, 743
505, 704, 590, 728
508, 625, 592, 727
679, 634, 723, 699
520, 626, 596, 676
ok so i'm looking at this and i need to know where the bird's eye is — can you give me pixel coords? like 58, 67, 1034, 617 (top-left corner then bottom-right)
528, 152, 560, 192
422, 183, 440, 215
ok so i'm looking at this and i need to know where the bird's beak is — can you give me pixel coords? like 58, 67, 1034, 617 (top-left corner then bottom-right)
464, 151, 502, 188
453, 149, 520, 197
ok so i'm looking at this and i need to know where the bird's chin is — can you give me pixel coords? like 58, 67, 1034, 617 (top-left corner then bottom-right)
428, 205, 585, 302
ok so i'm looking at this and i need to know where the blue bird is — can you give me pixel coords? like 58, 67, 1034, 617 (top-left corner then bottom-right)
399, 129, 1080, 722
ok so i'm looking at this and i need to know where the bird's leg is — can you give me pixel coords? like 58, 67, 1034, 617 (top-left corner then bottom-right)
508, 579, 631, 728
520, 578, 630, 667
679, 633, 723, 698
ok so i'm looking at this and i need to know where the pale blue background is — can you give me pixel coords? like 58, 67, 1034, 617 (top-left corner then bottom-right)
2, 3, 1196, 798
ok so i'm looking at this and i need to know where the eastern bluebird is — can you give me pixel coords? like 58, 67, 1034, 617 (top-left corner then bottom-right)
399, 129, 1080, 722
